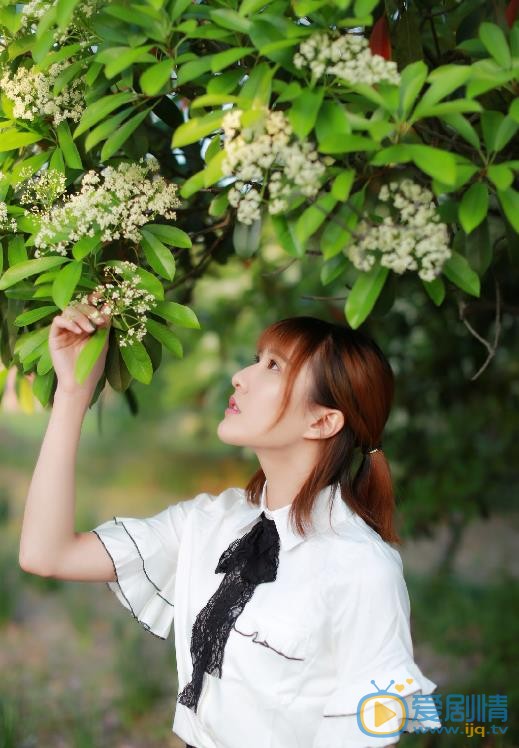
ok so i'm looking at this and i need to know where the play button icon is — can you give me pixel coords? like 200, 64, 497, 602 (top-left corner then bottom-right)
375, 701, 398, 727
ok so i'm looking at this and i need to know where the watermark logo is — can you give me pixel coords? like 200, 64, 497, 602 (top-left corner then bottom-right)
357, 678, 412, 737
357, 682, 508, 738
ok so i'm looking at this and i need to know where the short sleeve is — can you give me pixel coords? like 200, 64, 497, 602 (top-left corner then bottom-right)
312, 543, 442, 748
91, 491, 212, 641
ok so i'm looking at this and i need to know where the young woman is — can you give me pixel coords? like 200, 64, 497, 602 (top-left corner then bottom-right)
19, 302, 441, 748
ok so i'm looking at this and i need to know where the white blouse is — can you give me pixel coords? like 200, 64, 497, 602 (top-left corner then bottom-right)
92, 481, 441, 748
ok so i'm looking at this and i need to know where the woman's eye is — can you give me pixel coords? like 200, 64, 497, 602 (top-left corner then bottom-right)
252, 354, 279, 370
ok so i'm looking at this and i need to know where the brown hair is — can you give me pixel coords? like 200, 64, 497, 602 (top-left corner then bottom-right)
244, 316, 400, 544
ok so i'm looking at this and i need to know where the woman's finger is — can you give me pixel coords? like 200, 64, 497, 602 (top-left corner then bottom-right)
53, 317, 83, 335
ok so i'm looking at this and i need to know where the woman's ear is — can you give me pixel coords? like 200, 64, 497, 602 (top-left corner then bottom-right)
304, 408, 344, 441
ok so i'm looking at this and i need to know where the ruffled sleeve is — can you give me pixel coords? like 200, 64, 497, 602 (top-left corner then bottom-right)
312, 541, 441, 748
91, 492, 211, 641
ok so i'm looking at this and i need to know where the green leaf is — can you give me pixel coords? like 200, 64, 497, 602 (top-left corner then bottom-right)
52, 260, 83, 308
179, 170, 207, 199
287, 88, 324, 139
493, 116, 519, 153
49, 147, 65, 173
240, 62, 274, 106
345, 264, 389, 329
152, 300, 200, 328
399, 60, 428, 119
74, 92, 137, 138
118, 338, 153, 384
270, 214, 304, 258
411, 65, 471, 122
331, 170, 354, 201
97, 46, 156, 79
140, 228, 176, 280
8, 235, 27, 266
56, 0, 81, 30
72, 233, 102, 261
320, 254, 349, 286
487, 164, 513, 191
145, 318, 183, 356
498, 188, 519, 232
318, 134, 378, 154
9, 151, 49, 185
294, 192, 337, 246
14, 304, 59, 327
422, 276, 445, 306
209, 8, 252, 33
14, 325, 51, 362
0, 256, 67, 290
466, 59, 515, 97
370, 144, 413, 166
0, 128, 42, 152
32, 369, 55, 405
320, 192, 364, 259
479, 22, 511, 68
56, 121, 82, 169
442, 250, 480, 296
100, 108, 150, 161
171, 110, 225, 148
412, 99, 481, 119
52, 58, 86, 95
176, 57, 214, 87
458, 183, 488, 234
140, 59, 174, 96
211, 47, 253, 72
315, 100, 351, 148
203, 149, 226, 187
84, 107, 134, 151
407, 144, 457, 185
74, 325, 109, 385
509, 98, 519, 123
442, 113, 480, 148
143, 224, 192, 248
233, 216, 262, 257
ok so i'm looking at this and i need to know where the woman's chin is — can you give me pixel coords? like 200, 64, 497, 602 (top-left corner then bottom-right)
216, 419, 248, 446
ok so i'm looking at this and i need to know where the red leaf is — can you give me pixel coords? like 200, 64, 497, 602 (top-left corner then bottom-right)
369, 15, 392, 61
505, 0, 519, 26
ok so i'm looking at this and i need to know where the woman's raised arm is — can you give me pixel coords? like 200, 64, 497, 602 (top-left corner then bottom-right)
19, 300, 115, 581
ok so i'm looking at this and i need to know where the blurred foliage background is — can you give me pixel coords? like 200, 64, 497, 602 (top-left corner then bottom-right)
0, 0, 518, 743
1, 242, 517, 746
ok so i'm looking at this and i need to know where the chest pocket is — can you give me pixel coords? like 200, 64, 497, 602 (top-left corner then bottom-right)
231, 607, 311, 706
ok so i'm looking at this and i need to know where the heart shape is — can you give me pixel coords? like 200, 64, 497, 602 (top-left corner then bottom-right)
406, 678, 414, 684
395, 684, 404, 692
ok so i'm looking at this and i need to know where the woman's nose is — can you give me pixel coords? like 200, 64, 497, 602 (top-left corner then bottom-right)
231, 364, 248, 390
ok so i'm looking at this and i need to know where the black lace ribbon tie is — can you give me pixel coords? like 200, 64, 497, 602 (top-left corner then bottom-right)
177, 510, 280, 713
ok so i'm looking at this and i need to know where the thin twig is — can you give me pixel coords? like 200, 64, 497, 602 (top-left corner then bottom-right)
458, 275, 502, 380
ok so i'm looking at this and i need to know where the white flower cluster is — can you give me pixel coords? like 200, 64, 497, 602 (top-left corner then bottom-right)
33, 159, 182, 257
221, 107, 332, 225
0, 201, 17, 233
75, 262, 156, 348
0, 60, 85, 126
346, 179, 451, 282
294, 31, 401, 87
17, 0, 98, 42
19, 168, 67, 211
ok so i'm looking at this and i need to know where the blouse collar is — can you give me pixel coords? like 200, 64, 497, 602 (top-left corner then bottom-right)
231, 480, 356, 552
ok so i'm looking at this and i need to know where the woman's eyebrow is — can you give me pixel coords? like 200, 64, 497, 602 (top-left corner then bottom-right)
257, 347, 289, 362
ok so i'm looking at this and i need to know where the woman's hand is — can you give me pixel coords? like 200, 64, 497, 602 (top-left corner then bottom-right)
49, 293, 112, 399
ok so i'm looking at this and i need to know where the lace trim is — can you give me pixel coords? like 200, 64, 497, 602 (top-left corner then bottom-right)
177, 511, 280, 713
232, 622, 306, 661
91, 528, 169, 642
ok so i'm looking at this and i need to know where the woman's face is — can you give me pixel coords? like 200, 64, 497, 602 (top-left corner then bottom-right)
216, 344, 314, 450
